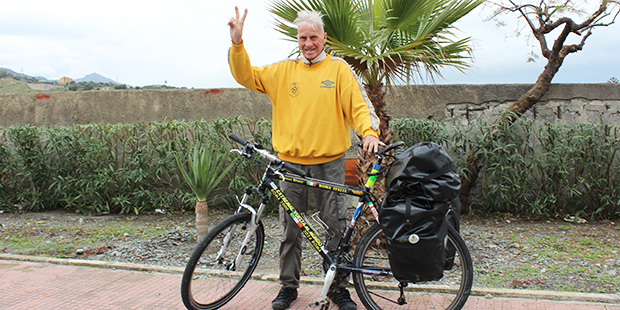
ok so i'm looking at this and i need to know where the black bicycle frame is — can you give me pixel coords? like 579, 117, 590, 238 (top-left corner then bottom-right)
254, 160, 386, 274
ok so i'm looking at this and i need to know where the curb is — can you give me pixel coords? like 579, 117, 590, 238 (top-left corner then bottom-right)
2, 253, 619, 305
0, 253, 185, 274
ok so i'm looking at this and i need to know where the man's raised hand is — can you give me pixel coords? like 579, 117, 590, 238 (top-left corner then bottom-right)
228, 6, 247, 45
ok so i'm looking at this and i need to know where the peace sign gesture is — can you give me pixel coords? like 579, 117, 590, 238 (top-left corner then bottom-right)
228, 6, 247, 45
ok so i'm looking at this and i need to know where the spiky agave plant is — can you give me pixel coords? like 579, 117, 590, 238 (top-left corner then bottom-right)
176, 144, 236, 242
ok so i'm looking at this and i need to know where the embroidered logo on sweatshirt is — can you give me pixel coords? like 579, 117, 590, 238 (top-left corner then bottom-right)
289, 82, 300, 97
321, 80, 335, 89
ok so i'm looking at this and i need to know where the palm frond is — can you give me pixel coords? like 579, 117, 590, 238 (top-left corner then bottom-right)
268, 0, 483, 85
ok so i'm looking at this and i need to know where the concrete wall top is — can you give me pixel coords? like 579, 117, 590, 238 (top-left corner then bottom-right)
384, 83, 620, 121
0, 88, 272, 127
0, 83, 618, 127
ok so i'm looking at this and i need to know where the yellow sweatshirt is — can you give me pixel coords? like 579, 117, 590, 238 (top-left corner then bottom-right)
229, 43, 380, 165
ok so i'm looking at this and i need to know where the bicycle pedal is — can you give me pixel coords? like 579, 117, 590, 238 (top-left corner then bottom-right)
308, 296, 329, 308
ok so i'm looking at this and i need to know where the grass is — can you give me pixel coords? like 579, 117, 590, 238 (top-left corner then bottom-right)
0, 79, 67, 94
0, 215, 184, 258
0, 80, 35, 94
474, 224, 620, 293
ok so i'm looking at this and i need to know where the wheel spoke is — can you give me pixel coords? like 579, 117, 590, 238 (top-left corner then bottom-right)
353, 223, 473, 310
181, 213, 264, 310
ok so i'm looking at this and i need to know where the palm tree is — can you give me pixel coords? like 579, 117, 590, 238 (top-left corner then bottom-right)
269, 0, 483, 186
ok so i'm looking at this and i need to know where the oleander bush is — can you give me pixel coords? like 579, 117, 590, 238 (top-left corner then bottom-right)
0, 116, 618, 219
0, 117, 272, 214
391, 117, 620, 220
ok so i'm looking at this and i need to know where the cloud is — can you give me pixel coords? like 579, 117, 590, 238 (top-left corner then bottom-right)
1, 0, 617, 88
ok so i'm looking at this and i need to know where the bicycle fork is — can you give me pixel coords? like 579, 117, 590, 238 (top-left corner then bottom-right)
217, 194, 264, 271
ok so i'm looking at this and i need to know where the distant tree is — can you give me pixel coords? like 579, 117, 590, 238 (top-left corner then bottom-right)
68, 84, 78, 91
459, 0, 620, 212
83, 84, 94, 91
609, 77, 619, 83
114, 84, 127, 90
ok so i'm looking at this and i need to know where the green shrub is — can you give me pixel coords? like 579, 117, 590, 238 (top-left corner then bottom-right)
391, 118, 451, 147
392, 117, 620, 220
0, 117, 272, 214
1, 116, 619, 220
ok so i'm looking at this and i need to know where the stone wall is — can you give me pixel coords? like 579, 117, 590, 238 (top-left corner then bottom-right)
384, 83, 620, 125
1, 84, 619, 128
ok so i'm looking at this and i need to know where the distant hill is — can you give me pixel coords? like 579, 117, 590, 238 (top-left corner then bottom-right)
0, 68, 119, 84
75, 73, 118, 84
0, 67, 49, 81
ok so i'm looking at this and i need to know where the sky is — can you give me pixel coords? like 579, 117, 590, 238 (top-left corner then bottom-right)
1, 0, 618, 89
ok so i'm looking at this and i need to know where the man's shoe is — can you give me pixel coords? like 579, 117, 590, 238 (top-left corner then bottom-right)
329, 288, 357, 310
272, 286, 298, 310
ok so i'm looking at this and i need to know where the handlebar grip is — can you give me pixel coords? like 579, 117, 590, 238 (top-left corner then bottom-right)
229, 133, 248, 146
283, 162, 307, 177
357, 141, 405, 155
384, 141, 405, 153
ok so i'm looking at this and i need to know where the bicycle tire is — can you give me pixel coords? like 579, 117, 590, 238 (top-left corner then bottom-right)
353, 223, 473, 310
181, 212, 264, 310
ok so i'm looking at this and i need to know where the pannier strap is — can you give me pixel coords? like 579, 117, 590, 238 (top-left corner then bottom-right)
420, 163, 455, 183
405, 196, 411, 221
391, 163, 455, 202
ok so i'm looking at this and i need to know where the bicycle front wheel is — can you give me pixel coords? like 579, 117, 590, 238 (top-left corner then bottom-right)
181, 212, 265, 310
353, 222, 473, 310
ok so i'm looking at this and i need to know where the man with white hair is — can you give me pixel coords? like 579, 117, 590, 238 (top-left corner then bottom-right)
228, 7, 382, 310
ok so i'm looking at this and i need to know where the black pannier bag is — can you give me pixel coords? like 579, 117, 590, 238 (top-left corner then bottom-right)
379, 142, 461, 283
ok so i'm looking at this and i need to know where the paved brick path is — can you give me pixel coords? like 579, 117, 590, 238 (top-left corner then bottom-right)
1, 258, 619, 310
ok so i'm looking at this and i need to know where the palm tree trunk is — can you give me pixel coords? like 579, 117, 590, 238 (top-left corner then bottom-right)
195, 201, 209, 242
365, 83, 393, 143
359, 83, 393, 195
351, 83, 394, 245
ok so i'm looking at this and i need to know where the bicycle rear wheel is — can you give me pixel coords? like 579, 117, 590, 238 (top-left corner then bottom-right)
353, 222, 473, 310
181, 212, 264, 310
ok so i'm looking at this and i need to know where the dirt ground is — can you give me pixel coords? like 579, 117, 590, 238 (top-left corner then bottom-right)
1, 210, 618, 294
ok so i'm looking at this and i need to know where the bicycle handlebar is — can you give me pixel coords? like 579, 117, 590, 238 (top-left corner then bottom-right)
228, 133, 247, 146
229, 133, 405, 178
229, 133, 308, 177
356, 141, 405, 156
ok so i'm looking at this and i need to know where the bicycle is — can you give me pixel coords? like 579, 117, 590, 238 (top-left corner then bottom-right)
181, 133, 473, 310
